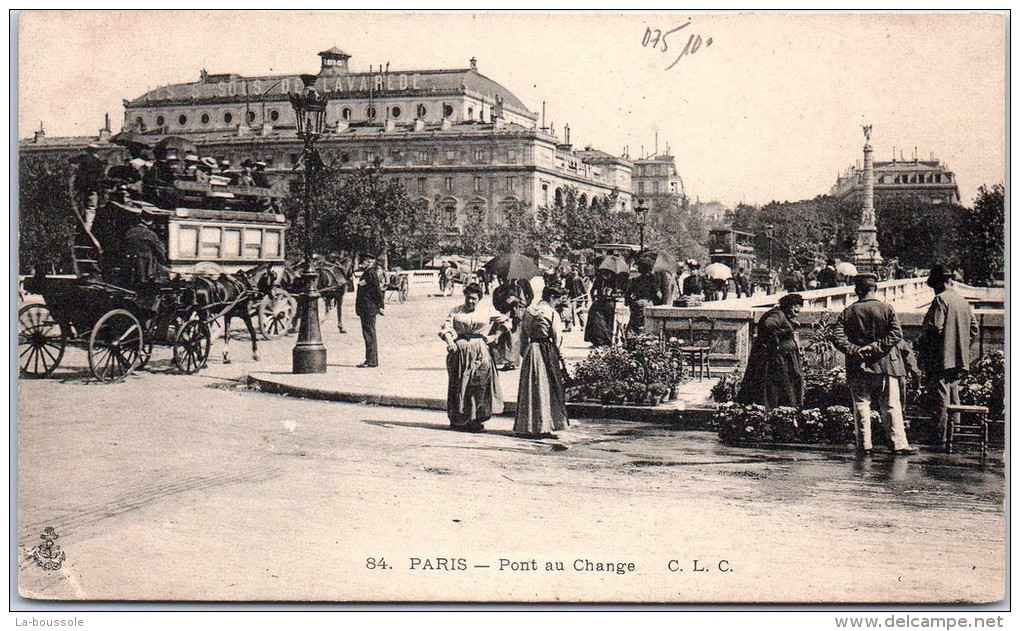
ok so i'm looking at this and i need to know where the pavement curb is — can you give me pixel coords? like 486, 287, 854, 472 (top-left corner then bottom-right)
246, 372, 719, 428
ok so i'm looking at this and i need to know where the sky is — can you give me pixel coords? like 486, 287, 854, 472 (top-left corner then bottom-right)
17, 11, 1006, 207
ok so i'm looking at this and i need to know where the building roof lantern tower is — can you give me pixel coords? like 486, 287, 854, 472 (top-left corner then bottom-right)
318, 47, 352, 75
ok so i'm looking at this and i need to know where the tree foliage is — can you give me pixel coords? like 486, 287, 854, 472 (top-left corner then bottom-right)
874, 196, 966, 270
19, 154, 77, 274
539, 186, 623, 258
955, 184, 1004, 285
731, 196, 858, 268
286, 163, 443, 267
642, 194, 708, 263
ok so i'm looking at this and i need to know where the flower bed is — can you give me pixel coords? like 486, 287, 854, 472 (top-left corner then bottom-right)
715, 403, 884, 446
566, 334, 688, 406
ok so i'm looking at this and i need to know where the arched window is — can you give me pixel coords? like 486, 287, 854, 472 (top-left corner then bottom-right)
156, 115, 166, 127
342, 108, 352, 121
223, 112, 233, 124
366, 106, 377, 120
391, 106, 402, 119
578, 194, 588, 208
554, 188, 564, 206
178, 114, 188, 126
246, 111, 256, 124
417, 104, 427, 118
443, 104, 453, 118
200, 113, 210, 125
467, 107, 474, 119
269, 109, 280, 122
135, 116, 144, 128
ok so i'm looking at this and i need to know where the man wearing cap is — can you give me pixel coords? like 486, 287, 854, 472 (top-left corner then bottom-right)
918, 264, 980, 445
355, 253, 385, 368
833, 273, 918, 454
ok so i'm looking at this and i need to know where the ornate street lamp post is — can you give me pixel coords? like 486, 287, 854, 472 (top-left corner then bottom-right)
764, 223, 775, 271
290, 88, 329, 374
635, 198, 648, 251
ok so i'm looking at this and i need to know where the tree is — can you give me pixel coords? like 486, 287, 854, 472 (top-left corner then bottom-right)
643, 194, 708, 262
540, 186, 626, 259
955, 184, 1004, 286
286, 163, 443, 266
875, 196, 966, 270
731, 196, 858, 268
19, 154, 77, 274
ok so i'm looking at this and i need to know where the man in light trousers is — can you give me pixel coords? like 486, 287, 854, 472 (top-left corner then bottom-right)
833, 274, 918, 455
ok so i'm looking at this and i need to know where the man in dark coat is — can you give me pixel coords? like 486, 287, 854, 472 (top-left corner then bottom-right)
625, 258, 662, 334
833, 274, 917, 454
783, 267, 807, 293
355, 253, 385, 368
918, 264, 980, 445
682, 263, 704, 296
123, 214, 168, 286
817, 259, 839, 289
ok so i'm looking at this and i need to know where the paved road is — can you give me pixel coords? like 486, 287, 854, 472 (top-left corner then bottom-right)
16, 292, 1006, 603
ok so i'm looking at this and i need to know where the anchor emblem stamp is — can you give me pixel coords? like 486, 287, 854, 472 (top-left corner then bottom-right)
30, 527, 66, 571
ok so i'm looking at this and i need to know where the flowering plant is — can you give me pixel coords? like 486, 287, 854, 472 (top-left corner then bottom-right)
566, 335, 688, 406
768, 406, 800, 443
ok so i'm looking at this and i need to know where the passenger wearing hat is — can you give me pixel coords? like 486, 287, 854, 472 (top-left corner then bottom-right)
355, 252, 385, 368
682, 261, 704, 296
252, 160, 271, 188
833, 273, 917, 454
123, 212, 168, 287
70, 144, 107, 231
817, 259, 839, 289
917, 264, 980, 445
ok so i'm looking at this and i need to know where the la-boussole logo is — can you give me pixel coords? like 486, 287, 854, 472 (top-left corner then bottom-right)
30, 527, 66, 571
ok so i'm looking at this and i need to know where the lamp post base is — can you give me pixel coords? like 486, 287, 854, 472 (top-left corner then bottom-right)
292, 270, 328, 374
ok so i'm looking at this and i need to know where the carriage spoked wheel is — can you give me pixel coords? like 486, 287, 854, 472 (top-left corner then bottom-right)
258, 289, 295, 340
18, 304, 66, 378
172, 319, 211, 374
88, 309, 144, 383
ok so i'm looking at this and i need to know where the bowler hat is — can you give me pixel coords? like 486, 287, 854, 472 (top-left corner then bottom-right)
927, 263, 954, 285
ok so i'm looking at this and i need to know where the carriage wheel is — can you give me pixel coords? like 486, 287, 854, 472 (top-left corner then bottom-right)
258, 291, 294, 340
173, 319, 211, 374
88, 309, 143, 383
19, 304, 66, 378
398, 278, 408, 303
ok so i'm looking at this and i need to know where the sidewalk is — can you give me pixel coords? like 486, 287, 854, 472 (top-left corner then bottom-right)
213, 292, 718, 423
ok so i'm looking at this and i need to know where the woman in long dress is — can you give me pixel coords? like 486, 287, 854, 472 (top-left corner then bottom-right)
737, 293, 805, 410
440, 283, 509, 432
514, 287, 570, 437
584, 269, 617, 347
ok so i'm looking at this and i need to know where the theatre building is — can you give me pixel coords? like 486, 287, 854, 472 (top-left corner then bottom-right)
23, 48, 633, 237
829, 151, 961, 205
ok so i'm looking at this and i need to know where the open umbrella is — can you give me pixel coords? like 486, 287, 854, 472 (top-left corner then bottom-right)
704, 262, 733, 280
483, 253, 540, 280
637, 250, 677, 273
597, 255, 631, 274
836, 262, 859, 277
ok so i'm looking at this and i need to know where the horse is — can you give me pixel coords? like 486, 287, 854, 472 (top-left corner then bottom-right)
191, 263, 277, 364
282, 255, 355, 333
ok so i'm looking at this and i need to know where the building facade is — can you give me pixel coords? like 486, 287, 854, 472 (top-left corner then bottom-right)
21, 48, 633, 240
829, 154, 961, 205
630, 153, 683, 200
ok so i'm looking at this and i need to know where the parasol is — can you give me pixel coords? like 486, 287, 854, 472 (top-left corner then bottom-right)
597, 255, 631, 274
637, 250, 678, 273
704, 262, 733, 280
836, 262, 858, 277
483, 253, 540, 280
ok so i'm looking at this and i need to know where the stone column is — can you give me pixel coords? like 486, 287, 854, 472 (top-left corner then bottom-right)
854, 125, 883, 272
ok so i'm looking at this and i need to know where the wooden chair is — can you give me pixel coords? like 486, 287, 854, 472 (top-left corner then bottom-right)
945, 404, 991, 462
680, 316, 715, 381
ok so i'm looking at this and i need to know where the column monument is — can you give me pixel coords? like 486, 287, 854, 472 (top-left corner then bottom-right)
854, 125, 883, 272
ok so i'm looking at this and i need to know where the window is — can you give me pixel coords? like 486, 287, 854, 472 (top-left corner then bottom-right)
290, 153, 300, 165
199, 227, 221, 258
444, 204, 457, 227
243, 229, 262, 258
444, 176, 453, 191
200, 113, 210, 125
156, 115, 166, 127
390, 106, 402, 119
443, 104, 453, 118
467, 107, 474, 119
474, 177, 482, 192
506, 176, 516, 192
417, 177, 427, 193
366, 106, 377, 120
390, 149, 403, 161
222, 229, 242, 258
269, 109, 280, 122
246, 111, 256, 124
507, 149, 517, 163
638, 182, 645, 194
416, 104, 427, 117
178, 227, 198, 257
542, 183, 549, 205
178, 114, 188, 126
474, 148, 486, 162
417, 149, 429, 162
653, 181, 660, 194
264, 230, 281, 258
223, 112, 233, 124
342, 108, 352, 120
340, 152, 350, 163
135, 116, 144, 128
445, 149, 457, 161
366, 150, 378, 163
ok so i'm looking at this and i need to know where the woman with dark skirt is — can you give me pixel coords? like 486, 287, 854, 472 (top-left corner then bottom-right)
737, 293, 805, 410
440, 283, 510, 432
514, 287, 570, 438
584, 268, 618, 347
